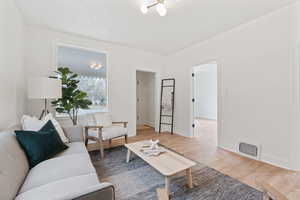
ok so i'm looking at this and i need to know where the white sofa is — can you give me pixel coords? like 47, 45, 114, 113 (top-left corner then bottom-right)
0, 125, 115, 200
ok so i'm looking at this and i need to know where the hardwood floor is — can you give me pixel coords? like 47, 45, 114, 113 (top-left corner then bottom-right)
90, 122, 300, 199
136, 124, 153, 131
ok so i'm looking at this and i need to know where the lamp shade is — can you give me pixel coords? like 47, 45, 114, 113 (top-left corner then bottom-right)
28, 77, 62, 99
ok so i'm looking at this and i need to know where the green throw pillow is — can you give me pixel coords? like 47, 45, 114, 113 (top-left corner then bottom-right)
15, 120, 68, 168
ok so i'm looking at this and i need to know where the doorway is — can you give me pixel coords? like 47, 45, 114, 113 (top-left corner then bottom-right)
136, 70, 156, 133
192, 62, 218, 146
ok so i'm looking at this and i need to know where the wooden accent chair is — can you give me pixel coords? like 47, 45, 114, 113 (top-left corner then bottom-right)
78, 113, 128, 158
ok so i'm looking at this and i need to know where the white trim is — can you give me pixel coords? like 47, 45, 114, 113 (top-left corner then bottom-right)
219, 144, 292, 170
261, 153, 290, 170
297, 43, 300, 170
154, 72, 161, 133
292, 42, 300, 170
171, 129, 186, 137
194, 115, 217, 121
52, 41, 109, 115
144, 121, 155, 128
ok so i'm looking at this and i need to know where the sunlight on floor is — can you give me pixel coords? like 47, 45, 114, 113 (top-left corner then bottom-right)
193, 118, 217, 147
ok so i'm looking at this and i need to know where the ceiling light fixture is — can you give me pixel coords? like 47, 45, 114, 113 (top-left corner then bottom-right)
141, 0, 167, 16
90, 62, 102, 70
156, 3, 167, 16
140, 4, 148, 14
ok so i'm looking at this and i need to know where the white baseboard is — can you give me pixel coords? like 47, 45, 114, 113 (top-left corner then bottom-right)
218, 144, 293, 170
173, 129, 189, 137
128, 132, 136, 137
144, 121, 155, 128
194, 115, 217, 121
260, 153, 291, 170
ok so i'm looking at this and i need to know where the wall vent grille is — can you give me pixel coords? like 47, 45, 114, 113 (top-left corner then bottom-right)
238, 142, 259, 158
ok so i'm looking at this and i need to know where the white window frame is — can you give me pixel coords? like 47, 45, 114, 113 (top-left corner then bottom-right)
53, 42, 109, 117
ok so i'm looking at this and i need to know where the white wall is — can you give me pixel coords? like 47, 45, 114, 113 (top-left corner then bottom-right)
0, 0, 25, 129
3, 0, 300, 171
193, 63, 217, 120
136, 71, 156, 127
24, 26, 163, 136
163, 3, 300, 170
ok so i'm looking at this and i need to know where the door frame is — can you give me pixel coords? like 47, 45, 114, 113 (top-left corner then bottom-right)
135, 69, 161, 133
190, 61, 223, 146
136, 78, 141, 125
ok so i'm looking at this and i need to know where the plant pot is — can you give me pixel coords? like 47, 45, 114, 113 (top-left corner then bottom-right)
63, 125, 84, 143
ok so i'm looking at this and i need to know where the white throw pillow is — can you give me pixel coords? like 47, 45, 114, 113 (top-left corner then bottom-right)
21, 115, 44, 131
93, 112, 112, 127
21, 114, 69, 143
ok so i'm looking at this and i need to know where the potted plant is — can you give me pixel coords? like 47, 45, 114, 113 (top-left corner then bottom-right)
51, 67, 92, 125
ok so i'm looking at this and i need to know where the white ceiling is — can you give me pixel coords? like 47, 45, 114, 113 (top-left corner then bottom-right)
15, 0, 298, 55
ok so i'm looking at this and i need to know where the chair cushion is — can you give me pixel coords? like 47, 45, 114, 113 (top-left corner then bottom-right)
16, 173, 100, 200
93, 112, 112, 127
15, 121, 69, 168
102, 126, 127, 140
0, 131, 29, 200
55, 142, 87, 157
88, 125, 127, 141
19, 153, 96, 193
78, 114, 96, 126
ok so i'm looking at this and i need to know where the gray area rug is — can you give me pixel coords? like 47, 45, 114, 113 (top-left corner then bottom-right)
90, 146, 263, 200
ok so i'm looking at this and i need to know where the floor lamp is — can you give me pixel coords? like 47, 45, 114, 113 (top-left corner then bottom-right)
28, 77, 62, 120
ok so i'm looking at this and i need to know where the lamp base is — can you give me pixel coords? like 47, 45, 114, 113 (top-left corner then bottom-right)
39, 99, 50, 120
39, 109, 50, 120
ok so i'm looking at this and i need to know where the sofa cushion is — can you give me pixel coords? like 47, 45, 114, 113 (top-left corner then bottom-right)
16, 173, 100, 200
0, 131, 29, 200
19, 153, 96, 193
55, 142, 87, 157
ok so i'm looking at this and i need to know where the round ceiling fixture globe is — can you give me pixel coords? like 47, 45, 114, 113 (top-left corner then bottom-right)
156, 3, 167, 16
141, 4, 148, 14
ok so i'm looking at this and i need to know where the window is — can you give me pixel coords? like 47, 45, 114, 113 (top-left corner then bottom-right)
56, 45, 108, 114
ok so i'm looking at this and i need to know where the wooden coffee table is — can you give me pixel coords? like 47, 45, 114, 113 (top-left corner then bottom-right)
125, 141, 196, 199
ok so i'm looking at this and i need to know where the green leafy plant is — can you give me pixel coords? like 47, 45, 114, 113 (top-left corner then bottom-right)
51, 67, 92, 125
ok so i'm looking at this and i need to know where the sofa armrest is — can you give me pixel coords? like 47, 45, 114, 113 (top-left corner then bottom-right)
15, 181, 115, 200
74, 182, 115, 200
63, 125, 84, 143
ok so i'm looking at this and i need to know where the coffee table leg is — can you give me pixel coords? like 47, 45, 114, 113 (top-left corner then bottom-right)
165, 176, 170, 198
186, 168, 193, 188
126, 149, 131, 163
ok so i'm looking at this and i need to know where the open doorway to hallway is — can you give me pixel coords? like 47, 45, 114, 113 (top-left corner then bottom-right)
192, 62, 218, 147
136, 70, 156, 134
